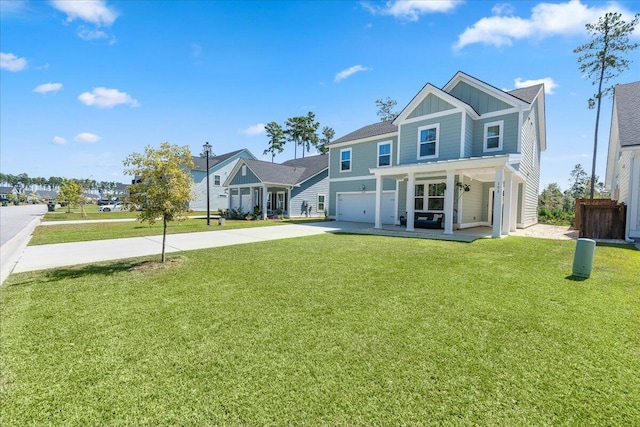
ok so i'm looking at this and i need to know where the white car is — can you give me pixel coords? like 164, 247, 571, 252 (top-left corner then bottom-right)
98, 203, 125, 212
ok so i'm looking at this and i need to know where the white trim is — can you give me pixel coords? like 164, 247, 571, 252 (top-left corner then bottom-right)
417, 123, 440, 160
628, 153, 640, 240
401, 108, 465, 124
517, 110, 524, 153
328, 132, 397, 148
339, 148, 352, 173
483, 120, 504, 153
330, 175, 375, 183
377, 140, 392, 167
396, 124, 402, 167
214, 174, 221, 186
458, 221, 490, 229
296, 167, 329, 186
479, 108, 520, 119
460, 113, 466, 158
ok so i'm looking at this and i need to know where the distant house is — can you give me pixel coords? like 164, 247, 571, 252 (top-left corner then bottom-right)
35, 190, 58, 201
189, 149, 256, 212
605, 81, 640, 241
326, 71, 546, 238
224, 154, 329, 219
0, 186, 14, 200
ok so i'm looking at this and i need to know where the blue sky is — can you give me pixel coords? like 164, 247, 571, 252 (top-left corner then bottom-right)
1, 0, 639, 190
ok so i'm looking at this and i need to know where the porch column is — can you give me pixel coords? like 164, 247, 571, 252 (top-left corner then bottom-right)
374, 175, 383, 229
262, 185, 268, 220
444, 171, 455, 235
510, 182, 518, 232
406, 173, 415, 232
287, 187, 292, 217
502, 171, 513, 235
492, 167, 504, 238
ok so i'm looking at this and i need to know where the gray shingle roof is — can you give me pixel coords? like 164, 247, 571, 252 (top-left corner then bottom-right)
330, 120, 397, 145
507, 84, 543, 103
243, 154, 328, 186
192, 149, 246, 171
615, 81, 640, 148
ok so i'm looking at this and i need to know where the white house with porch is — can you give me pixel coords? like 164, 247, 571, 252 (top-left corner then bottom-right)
327, 71, 546, 238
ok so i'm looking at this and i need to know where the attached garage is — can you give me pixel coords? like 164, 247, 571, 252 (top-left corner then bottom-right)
337, 192, 396, 224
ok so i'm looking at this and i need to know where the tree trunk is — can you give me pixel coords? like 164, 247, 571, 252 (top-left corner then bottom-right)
162, 217, 167, 263
590, 25, 610, 199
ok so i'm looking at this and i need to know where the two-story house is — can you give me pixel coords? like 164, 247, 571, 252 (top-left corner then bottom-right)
327, 71, 546, 238
189, 149, 256, 212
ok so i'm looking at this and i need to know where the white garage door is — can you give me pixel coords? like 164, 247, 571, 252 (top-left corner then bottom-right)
337, 192, 395, 224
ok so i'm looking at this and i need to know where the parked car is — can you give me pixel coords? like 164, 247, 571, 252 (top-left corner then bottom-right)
98, 203, 125, 212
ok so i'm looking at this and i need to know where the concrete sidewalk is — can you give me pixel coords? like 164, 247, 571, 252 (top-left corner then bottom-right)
12, 222, 363, 274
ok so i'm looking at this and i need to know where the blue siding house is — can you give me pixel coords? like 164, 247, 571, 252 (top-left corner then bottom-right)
327, 71, 547, 238
189, 149, 256, 211
224, 154, 329, 219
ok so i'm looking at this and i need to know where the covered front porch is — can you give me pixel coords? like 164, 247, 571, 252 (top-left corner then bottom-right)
228, 184, 294, 219
370, 155, 526, 238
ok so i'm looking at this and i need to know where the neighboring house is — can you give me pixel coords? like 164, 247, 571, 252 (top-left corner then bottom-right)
0, 186, 14, 200
189, 149, 256, 211
36, 190, 58, 201
224, 154, 329, 219
605, 81, 640, 242
327, 71, 546, 238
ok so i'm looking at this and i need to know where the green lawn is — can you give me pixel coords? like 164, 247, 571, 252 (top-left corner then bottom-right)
2, 235, 639, 425
30, 218, 322, 245
42, 206, 208, 221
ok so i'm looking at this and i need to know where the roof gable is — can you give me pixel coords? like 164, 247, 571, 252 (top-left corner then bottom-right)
443, 71, 530, 112
192, 148, 256, 171
225, 155, 328, 187
407, 93, 455, 119
330, 121, 397, 145
393, 83, 480, 124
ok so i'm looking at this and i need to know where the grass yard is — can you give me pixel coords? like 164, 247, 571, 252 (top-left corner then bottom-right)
1, 235, 639, 425
42, 206, 208, 221
29, 218, 322, 245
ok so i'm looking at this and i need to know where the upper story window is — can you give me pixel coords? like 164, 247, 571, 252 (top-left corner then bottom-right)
241, 165, 247, 176
377, 141, 391, 167
484, 121, 503, 152
417, 124, 439, 159
340, 148, 352, 172
214, 175, 221, 186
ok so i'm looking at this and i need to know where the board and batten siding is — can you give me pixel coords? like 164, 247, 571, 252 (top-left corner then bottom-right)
329, 177, 396, 217
329, 136, 397, 178
290, 170, 329, 217
407, 93, 455, 118
229, 165, 260, 185
448, 81, 514, 114
398, 112, 462, 164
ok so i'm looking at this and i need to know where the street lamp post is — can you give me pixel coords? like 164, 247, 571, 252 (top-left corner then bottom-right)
203, 141, 212, 226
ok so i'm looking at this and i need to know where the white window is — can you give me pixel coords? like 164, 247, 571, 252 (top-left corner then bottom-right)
377, 141, 391, 167
414, 182, 445, 211
484, 121, 503, 152
241, 165, 247, 176
214, 175, 221, 186
340, 148, 352, 172
276, 192, 285, 211
317, 194, 326, 212
417, 124, 439, 159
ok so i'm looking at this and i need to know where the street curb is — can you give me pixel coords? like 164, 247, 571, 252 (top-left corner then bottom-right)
0, 213, 44, 285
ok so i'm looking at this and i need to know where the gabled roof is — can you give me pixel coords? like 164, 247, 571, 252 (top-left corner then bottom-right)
0, 186, 14, 193
615, 81, 640, 148
227, 155, 328, 187
443, 71, 531, 108
507, 84, 544, 104
192, 149, 254, 171
330, 121, 397, 145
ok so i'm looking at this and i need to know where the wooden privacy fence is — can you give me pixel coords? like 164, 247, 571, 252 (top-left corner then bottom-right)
575, 198, 626, 239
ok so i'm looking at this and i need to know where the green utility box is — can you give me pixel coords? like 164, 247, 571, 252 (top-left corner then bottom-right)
572, 238, 596, 278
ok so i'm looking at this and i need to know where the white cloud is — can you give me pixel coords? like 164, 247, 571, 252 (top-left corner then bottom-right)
50, 0, 118, 26
241, 123, 266, 136
52, 136, 67, 145
491, 3, 515, 16
454, 0, 633, 50
77, 26, 108, 40
514, 77, 559, 94
363, 0, 462, 21
334, 65, 370, 83
74, 132, 101, 143
1, 52, 28, 71
34, 82, 63, 94
78, 87, 139, 108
